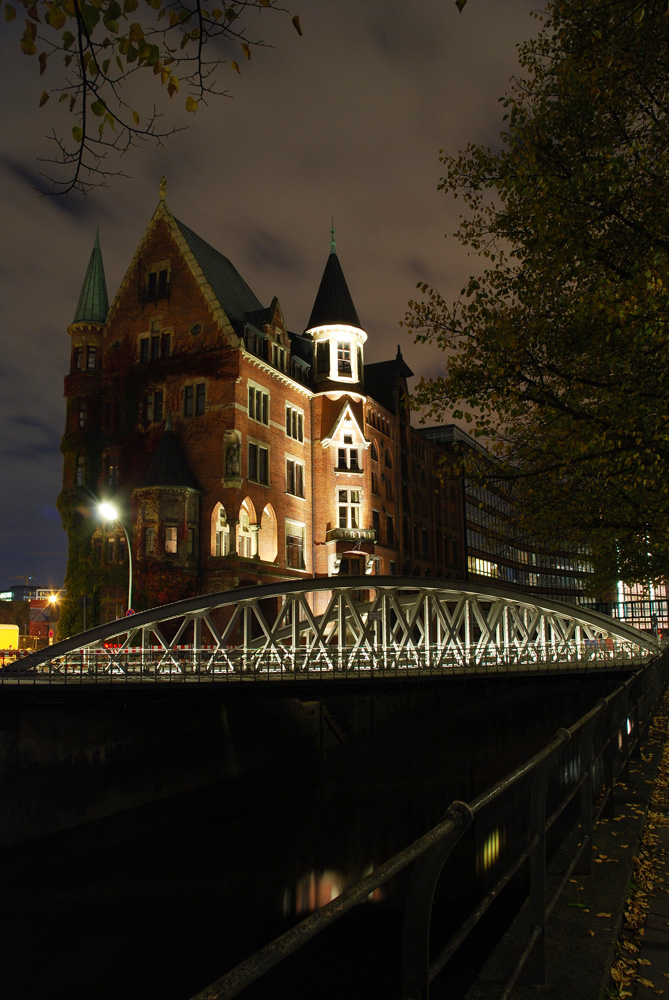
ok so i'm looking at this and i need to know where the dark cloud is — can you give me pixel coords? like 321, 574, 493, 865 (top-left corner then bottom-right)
0, 0, 539, 588
242, 226, 305, 277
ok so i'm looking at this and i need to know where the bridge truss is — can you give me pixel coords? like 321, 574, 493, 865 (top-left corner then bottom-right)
7, 578, 658, 684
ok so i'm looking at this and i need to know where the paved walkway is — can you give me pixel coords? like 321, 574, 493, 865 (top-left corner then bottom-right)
463, 698, 669, 1000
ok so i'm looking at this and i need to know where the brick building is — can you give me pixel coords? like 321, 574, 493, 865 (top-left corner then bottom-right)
58, 191, 467, 631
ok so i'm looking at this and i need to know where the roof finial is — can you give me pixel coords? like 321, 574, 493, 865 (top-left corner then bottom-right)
159, 175, 167, 201
330, 217, 336, 255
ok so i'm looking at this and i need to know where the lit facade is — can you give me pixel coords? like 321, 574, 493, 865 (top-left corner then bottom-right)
57, 195, 467, 630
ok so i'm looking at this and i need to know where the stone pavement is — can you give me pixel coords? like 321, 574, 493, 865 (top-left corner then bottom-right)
462, 705, 669, 1000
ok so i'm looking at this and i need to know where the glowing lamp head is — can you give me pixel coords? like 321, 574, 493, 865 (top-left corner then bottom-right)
99, 501, 118, 522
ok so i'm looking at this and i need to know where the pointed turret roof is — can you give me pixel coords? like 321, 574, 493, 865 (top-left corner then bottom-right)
73, 230, 109, 324
138, 415, 201, 491
306, 246, 362, 331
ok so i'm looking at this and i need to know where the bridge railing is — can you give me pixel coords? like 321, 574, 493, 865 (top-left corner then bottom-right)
0, 638, 651, 684
187, 648, 669, 1000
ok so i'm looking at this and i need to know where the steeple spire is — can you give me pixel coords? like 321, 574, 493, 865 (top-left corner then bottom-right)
73, 230, 109, 324
306, 238, 362, 331
330, 217, 336, 255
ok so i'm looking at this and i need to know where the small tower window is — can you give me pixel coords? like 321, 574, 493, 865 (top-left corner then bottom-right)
337, 342, 351, 375
316, 342, 329, 374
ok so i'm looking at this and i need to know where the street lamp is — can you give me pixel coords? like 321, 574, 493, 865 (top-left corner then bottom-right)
99, 501, 133, 613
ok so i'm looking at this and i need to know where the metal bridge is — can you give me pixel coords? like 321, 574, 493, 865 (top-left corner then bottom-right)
3, 577, 657, 686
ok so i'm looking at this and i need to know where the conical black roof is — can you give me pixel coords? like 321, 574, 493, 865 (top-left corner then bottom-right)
139, 418, 201, 491
306, 252, 361, 330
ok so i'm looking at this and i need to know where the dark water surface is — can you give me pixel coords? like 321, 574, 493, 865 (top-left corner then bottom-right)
1, 677, 621, 1000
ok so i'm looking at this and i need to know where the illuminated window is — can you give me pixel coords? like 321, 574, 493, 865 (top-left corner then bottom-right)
286, 520, 306, 569
338, 489, 360, 529
286, 405, 304, 442
337, 436, 360, 471
165, 526, 178, 555
248, 385, 269, 425
248, 443, 269, 485
86, 346, 98, 370
238, 507, 255, 558
214, 506, 230, 557
337, 341, 351, 375
286, 459, 305, 497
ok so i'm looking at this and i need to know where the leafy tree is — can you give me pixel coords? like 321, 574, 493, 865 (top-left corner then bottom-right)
405, 0, 669, 587
4, 0, 302, 194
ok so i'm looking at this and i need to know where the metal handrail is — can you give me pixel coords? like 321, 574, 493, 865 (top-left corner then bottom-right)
186, 648, 669, 1000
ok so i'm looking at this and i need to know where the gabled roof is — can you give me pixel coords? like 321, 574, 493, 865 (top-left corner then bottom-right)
364, 347, 414, 413
321, 400, 369, 447
306, 251, 362, 331
73, 230, 109, 324
174, 218, 264, 325
137, 416, 201, 491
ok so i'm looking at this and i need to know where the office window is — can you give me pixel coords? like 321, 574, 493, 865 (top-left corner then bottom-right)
286, 520, 306, 569
286, 405, 304, 442
165, 525, 178, 555
286, 459, 305, 497
248, 385, 269, 425
338, 489, 360, 529
248, 443, 269, 485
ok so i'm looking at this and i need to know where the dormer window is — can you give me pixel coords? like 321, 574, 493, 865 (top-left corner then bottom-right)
142, 261, 171, 303
337, 436, 360, 471
148, 269, 168, 299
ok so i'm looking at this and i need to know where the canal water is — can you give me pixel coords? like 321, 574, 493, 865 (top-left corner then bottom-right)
0, 676, 621, 999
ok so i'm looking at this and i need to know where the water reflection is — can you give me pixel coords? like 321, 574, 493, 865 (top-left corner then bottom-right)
1, 677, 620, 1000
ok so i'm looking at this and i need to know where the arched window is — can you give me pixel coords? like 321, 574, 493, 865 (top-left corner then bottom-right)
370, 441, 378, 462
211, 503, 230, 557
238, 498, 258, 558
258, 504, 278, 562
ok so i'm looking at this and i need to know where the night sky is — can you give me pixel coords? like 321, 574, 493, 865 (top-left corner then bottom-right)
0, 0, 536, 592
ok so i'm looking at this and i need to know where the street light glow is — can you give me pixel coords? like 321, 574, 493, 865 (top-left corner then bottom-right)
96, 500, 133, 614
99, 501, 118, 521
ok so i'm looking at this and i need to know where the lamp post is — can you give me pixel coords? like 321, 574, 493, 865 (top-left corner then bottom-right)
98, 501, 133, 613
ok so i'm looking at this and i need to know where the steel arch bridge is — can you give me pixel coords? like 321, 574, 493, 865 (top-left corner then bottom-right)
5, 578, 658, 685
